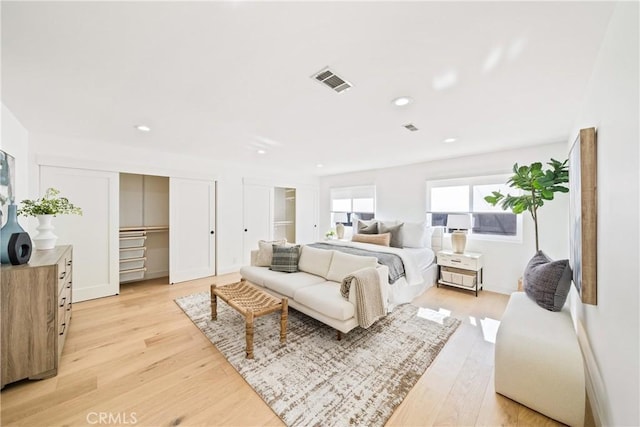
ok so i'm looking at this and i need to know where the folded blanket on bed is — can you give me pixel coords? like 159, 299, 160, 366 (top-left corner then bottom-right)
309, 242, 405, 284
341, 267, 386, 329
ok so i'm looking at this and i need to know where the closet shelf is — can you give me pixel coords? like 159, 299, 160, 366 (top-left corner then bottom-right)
120, 225, 169, 233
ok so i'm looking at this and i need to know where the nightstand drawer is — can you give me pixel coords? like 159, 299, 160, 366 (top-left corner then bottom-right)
437, 253, 480, 270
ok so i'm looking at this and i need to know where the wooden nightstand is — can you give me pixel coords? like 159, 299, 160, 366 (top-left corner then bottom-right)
436, 250, 484, 296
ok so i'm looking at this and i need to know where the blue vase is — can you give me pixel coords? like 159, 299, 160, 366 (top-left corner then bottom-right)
1, 204, 26, 264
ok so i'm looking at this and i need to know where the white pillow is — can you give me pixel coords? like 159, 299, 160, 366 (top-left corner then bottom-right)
255, 239, 286, 267
298, 246, 334, 278
326, 251, 378, 283
402, 221, 431, 248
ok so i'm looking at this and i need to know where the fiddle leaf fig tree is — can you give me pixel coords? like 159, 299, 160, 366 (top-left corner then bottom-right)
484, 158, 568, 252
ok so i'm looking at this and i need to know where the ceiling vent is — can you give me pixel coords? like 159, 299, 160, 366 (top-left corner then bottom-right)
312, 68, 352, 93
404, 123, 419, 132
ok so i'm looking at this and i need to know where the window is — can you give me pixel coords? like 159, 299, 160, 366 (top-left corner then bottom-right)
330, 186, 375, 235
426, 175, 520, 239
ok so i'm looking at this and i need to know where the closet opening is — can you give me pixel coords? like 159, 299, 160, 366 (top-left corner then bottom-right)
119, 173, 169, 284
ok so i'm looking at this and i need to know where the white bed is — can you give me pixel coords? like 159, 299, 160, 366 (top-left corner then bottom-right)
314, 228, 442, 308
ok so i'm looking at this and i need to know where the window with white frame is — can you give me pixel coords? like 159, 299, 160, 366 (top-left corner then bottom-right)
426, 175, 520, 238
330, 186, 375, 235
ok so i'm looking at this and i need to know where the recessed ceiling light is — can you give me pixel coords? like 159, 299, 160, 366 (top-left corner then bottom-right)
443, 137, 457, 143
135, 125, 151, 132
257, 149, 266, 154
316, 163, 324, 168
392, 96, 413, 106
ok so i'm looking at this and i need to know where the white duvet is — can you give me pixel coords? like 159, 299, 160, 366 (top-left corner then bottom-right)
322, 240, 435, 286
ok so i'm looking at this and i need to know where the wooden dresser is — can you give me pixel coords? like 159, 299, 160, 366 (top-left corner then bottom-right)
1, 245, 73, 389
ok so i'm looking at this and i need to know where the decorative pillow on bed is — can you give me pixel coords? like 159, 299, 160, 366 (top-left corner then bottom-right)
523, 250, 572, 311
270, 245, 301, 273
402, 221, 431, 248
255, 239, 287, 266
379, 222, 404, 248
352, 232, 391, 246
357, 220, 378, 234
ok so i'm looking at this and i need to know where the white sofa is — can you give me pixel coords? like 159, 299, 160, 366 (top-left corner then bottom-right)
495, 292, 585, 426
239, 245, 390, 334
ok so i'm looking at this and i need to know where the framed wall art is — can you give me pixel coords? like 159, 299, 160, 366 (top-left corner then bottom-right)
569, 127, 597, 305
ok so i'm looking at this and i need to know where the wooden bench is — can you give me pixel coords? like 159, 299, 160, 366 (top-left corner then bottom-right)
211, 279, 287, 359
495, 292, 585, 426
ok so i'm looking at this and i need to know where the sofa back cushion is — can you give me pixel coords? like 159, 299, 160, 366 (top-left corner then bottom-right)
326, 251, 378, 283
298, 245, 334, 278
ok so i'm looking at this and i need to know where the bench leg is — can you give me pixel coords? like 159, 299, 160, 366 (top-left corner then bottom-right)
246, 312, 254, 359
210, 285, 217, 320
280, 298, 288, 343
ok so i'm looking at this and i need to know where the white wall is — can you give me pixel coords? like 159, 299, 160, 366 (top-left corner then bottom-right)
320, 142, 570, 294
27, 131, 318, 275
567, 2, 639, 425
1, 104, 29, 228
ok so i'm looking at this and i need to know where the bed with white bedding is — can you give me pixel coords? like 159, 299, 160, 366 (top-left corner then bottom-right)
308, 233, 440, 308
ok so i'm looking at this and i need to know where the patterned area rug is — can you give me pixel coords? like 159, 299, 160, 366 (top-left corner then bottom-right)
175, 292, 460, 427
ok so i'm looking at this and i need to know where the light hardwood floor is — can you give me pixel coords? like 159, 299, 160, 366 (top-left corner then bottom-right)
1, 274, 590, 426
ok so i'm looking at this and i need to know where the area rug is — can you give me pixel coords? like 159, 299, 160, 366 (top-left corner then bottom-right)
175, 292, 460, 427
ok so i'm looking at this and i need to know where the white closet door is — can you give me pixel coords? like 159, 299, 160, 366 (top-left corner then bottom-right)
40, 166, 119, 302
243, 184, 273, 265
295, 186, 319, 244
169, 178, 215, 283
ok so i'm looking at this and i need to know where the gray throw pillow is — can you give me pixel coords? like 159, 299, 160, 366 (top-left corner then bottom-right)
270, 245, 301, 273
523, 251, 572, 311
379, 222, 404, 248
357, 220, 378, 235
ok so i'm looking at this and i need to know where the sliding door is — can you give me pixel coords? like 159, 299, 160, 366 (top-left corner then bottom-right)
40, 166, 119, 302
169, 178, 216, 283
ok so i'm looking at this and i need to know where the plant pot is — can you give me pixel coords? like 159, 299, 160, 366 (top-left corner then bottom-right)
33, 214, 58, 250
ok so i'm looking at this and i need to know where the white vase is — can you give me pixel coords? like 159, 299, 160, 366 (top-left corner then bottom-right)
33, 214, 58, 250
336, 223, 345, 239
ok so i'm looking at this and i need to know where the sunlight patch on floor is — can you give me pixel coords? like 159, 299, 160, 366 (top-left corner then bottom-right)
416, 307, 451, 325
480, 317, 501, 343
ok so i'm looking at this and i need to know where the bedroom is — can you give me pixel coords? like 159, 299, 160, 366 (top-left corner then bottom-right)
1, 1, 638, 426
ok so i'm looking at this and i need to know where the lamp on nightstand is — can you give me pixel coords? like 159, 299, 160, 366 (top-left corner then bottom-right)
333, 212, 348, 239
447, 214, 472, 254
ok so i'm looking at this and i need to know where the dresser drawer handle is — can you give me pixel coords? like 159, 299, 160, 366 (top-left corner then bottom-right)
59, 271, 66, 280
67, 260, 72, 266
451, 259, 462, 263
67, 302, 72, 311
67, 281, 72, 289
59, 323, 66, 335
59, 297, 66, 308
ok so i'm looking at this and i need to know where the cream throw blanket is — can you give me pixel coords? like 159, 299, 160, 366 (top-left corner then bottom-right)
341, 267, 386, 329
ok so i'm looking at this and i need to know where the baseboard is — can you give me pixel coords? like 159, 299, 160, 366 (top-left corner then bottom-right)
483, 284, 513, 295
576, 319, 606, 427
216, 264, 242, 276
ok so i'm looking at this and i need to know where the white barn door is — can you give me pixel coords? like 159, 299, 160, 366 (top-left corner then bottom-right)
169, 178, 216, 284
40, 166, 119, 302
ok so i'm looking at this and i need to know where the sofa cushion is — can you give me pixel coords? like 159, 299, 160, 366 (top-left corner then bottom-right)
352, 232, 390, 246
240, 265, 290, 287
298, 245, 334, 278
263, 271, 327, 298
270, 245, 301, 273
294, 282, 355, 321
523, 251, 572, 312
255, 239, 286, 266
325, 251, 378, 283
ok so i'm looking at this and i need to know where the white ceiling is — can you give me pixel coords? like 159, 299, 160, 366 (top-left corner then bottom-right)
2, 1, 615, 176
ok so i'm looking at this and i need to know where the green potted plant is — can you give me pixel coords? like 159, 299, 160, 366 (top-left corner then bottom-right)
484, 158, 568, 252
19, 188, 82, 250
